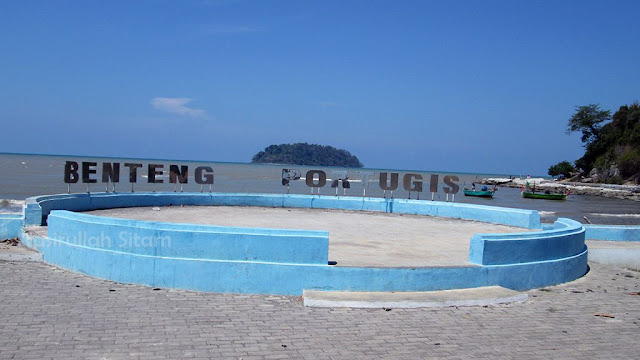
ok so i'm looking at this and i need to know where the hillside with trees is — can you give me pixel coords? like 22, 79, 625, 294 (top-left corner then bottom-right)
251, 143, 364, 168
549, 101, 640, 184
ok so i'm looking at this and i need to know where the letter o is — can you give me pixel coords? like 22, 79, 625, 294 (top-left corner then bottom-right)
305, 170, 327, 188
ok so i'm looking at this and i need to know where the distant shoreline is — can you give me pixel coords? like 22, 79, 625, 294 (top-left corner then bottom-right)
480, 177, 640, 202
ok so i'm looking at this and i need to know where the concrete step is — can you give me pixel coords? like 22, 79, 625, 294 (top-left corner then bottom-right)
303, 286, 528, 308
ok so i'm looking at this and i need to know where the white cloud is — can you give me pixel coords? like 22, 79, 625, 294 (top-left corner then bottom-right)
150, 97, 205, 118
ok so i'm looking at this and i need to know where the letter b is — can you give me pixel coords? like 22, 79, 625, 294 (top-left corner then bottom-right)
64, 161, 79, 183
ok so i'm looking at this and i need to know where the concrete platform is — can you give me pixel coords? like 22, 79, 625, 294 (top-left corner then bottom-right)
0, 240, 42, 262
303, 286, 528, 308
84, 206, 532, 268
586, 239, 640, 270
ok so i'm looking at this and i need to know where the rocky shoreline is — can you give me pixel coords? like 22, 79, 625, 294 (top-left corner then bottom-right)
478, 178, 640, 201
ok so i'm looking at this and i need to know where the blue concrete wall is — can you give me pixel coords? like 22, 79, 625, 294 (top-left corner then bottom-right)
24, 192, 541, 229
469, 218, 586, 265
0, 214, 23, 240
584, 224, 640, 242
47, 210, 329, 265
32, 230, 588, 294
16, 192, 592, 295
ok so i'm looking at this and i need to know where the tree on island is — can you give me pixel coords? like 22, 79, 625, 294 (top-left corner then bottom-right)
251, 143, 364, 168
559, 101, 640, 183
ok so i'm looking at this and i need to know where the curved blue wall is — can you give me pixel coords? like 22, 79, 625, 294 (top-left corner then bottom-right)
24, 192, 541, 229
469, 218, 586, 265
47, 210, 329, 264
18, 192, 589, 295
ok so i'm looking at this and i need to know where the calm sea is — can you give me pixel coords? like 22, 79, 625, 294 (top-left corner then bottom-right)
1, 153, 638, 225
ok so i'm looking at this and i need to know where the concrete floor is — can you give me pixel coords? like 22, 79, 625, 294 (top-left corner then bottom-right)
85, 206, 531, 267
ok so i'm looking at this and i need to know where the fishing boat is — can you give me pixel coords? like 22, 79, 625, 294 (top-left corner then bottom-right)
463, 189, 495, 198
521, 191, 567, 200
463, 184, 496, 198
521, 184, 569, 200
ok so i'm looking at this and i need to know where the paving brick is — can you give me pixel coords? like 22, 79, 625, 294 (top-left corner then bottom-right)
1, 260, 639, 359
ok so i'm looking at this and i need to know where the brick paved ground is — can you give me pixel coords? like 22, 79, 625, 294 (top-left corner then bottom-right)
1, 260, 639, 359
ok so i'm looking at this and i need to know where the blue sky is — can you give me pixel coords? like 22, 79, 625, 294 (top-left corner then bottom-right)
1, 0, 638, 176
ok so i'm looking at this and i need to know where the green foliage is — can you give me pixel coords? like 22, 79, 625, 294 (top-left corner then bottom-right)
618, 147, 640, 179
607, 176, 624, 185
251, 143, 364, 168
566, 104, 611, 145
548, 161, 576, 177
567, 101, 640, 182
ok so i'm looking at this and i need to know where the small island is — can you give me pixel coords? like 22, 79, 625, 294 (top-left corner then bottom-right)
251, 143, 364, 168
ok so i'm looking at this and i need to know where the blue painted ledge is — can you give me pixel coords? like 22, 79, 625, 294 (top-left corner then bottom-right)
0, 214, 23, 240
47, 210, 329, 265
584, 224, 640, 242
24, 192, 541, 229
469, 218, 586, 265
